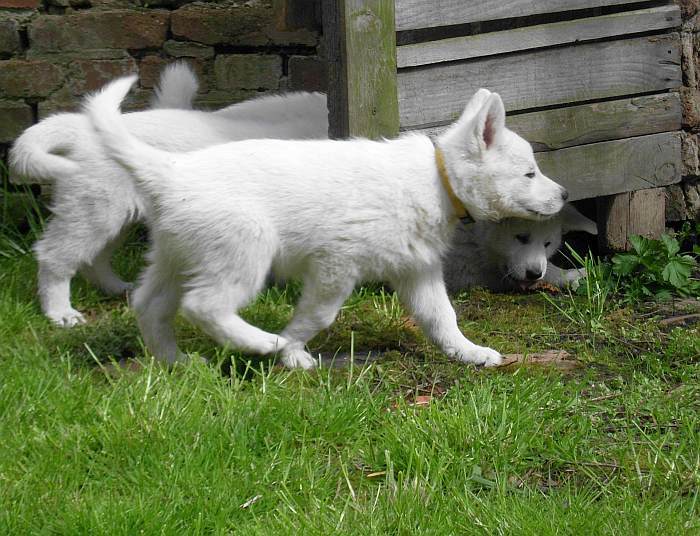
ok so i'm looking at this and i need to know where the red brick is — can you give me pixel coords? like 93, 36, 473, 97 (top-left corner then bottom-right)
171, 1, 316, 47
68, 58, 138, 94
288, 55, 326, 92
29, 10, 169, 52
138, 55, 167, 89
0, 0, 40, 8
0, 60, 63, 97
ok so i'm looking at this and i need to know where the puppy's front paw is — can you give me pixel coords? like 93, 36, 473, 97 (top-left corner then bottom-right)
48, 308, 86, 328
564, 268, 587, 291
455, 344, 502, 367
281, 345, 318, 370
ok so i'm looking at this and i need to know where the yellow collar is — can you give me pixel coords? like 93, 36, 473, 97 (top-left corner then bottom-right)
434, 144, 472, 223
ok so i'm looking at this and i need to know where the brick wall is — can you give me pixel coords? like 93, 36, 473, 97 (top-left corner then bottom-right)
668, 0, 700, 221
0, 0, 326, 167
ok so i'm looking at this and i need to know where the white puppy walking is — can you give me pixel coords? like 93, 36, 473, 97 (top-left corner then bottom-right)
85, 76, 568, 369
10, 64, 327, 327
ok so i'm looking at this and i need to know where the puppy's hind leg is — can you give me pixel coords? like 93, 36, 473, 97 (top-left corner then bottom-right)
181, 269, 288, 358
279, 263, 357, 369
80, 225, 134, 295
132, 258, 184, 364
392, 266, 502, 367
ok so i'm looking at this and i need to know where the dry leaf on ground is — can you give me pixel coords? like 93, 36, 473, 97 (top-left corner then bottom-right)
498, 350, 580, 371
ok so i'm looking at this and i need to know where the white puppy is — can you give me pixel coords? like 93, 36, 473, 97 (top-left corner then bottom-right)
85, 76, 568, 369
10, 63, 328, 327
444, 204, 598, 293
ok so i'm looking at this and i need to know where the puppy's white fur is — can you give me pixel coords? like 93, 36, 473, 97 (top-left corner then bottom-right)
9, 63, 328, 327
445, 205, 598, 293
85, 76, 568, 369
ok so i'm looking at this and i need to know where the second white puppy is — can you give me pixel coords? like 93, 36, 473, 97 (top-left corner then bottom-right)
10, 63, 327, 327
445, 205, 598, 293
86, 76, 568, 369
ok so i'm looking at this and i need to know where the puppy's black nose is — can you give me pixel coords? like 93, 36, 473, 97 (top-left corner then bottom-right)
525, 269, 542, 281
561, 189, 569, 201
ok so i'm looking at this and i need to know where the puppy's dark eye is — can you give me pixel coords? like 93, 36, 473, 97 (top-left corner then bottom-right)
525, 172, 536, 178
516, 234, 530, 244
544, 241, 551, 248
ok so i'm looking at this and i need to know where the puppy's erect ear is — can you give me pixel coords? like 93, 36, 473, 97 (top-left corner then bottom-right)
560, 204, 598, 235
472, 93, 506, 151
437, 88, 504, 154
462, 88, 492, 119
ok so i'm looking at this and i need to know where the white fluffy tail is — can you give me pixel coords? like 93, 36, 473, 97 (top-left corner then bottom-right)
151, 62, 199, 110
9, 118, 81, 182
84, 75, 172, 197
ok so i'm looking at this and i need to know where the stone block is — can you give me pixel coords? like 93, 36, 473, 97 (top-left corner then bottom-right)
29, 10, 169, 52
163, 40, 215, 59
681, 86, 700, 130
682, 132, 700, 176
0, 19, 20, 55
0, 60, 63, 97
676, 0, 699, 18
37, 85, 79, 118
214, 54, 281, 90
287, 55, 326, 92
682, 32, 697, 88
0, 99, 33, 143
67, 57, 138, 94
666, 184, 688, 220
684, 179, 700, 219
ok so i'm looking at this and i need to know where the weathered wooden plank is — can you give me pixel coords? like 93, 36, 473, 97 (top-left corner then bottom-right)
628, 188, 666, 239
537, 132, 681, 201
597, 188, 666, 250
396, 0, 660, 31
406, 94, 682, 151
397, 6, 680, 68
398, 35, 681, 129
511, 94, 681, 151
324, 0, 399, 139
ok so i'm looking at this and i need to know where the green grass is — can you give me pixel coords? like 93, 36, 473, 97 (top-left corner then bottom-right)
1, 201, 699, 533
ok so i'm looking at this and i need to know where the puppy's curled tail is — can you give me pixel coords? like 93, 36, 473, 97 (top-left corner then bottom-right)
151, 62, 199, 110
9, 119, 81, 182
84, 75, 173, 198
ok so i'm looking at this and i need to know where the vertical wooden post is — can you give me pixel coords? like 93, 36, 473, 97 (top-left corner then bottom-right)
597, 187, 666, 251
324, 0, 399, 139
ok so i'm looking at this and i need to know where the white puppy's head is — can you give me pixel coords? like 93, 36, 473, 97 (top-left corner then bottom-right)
437, 89, 568, 222
482, 205, 598, 288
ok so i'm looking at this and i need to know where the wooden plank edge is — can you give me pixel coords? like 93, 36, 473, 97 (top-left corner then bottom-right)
396, 0, 660, 32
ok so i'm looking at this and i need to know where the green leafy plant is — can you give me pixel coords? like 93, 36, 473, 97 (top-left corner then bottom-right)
611, 226, 700, 302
